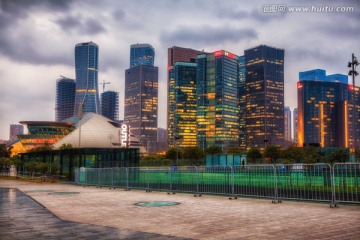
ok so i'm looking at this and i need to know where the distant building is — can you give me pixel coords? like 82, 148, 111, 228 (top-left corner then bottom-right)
9, 124, 24, 142
56, 76, 75, 121
293, 107, 298, 143
245, 45, 285, 148
284, 106, 292, 141
167, 46, 204, 147
238, 55, 246, 148
130, 43, 155, 68
125, 65, 158, 154
196, 50, 240, 150
74, 42, 100, 117
297, 69, 356, 148
157, 128, 167, 143
101, 91, 119, 121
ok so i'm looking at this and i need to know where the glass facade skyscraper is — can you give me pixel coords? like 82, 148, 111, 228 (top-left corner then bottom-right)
196, 50, 239, 150
167, 46, 204, 147
245, 45, 285, 149
74, 42, 100, 117
297, 69, 357, 148
168, 62, 197, 147
238, 56, 246, 148
56, 76, 76, 122
130, 43, 155, 68
101, 91, 119, 121
124, 65, 158, 153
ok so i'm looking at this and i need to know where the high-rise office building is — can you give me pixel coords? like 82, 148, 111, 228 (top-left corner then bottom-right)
297, 69, 356, 148
157, 128, 167, 143
284, 106, 292, 141
130, 43, 155, 68
293, 107, 298, 143
245, 45, 285, 149
167, 46, 204, 147
168, 62, 197, 147
124, 65, 158, 153
101, 91, 119, 121
196, 50, 239, 150
56, 76, 76, 122
9, 124, 24, 142
74, 42, 100, 117
238, 56, 246, 148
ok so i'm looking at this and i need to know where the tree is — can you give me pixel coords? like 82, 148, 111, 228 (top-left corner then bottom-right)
0, 144, 10, 158
58, 144, 74, 150
247, 148, 262, 164
282, 146, 304, 164
205, 146, 223, 155
183, 147, 205, 166
166, 147, 183, 165
264, 145, 282, 164
226, 147, 244, 154
24, 161, 38, 179
325, 149, 349, 165
302, 147, 321, 164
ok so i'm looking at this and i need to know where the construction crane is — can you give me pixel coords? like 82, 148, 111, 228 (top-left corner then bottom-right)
100, 80, 111, 92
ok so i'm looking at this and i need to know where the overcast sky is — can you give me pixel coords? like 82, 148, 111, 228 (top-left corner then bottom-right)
0, 0, 359, 140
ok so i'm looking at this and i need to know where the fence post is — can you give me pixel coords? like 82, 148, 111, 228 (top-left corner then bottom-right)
272, 165, 281, 203
125, 168, 129, 191
111, 168, 114, 189
146, 168, 151, 192
229, 166, 236, 199
168, 167, 173, 194
330, 164, 338, 207
194, 166, 201, 197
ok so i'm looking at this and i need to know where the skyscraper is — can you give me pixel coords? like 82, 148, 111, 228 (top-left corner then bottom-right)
196, 50, 239, 150
168, 62, 197, 147
297, 69, 354, 148
130, 43, 155, 68
238, 55, 246, 148
284, 106, 292, 141
124, 65, 158, 153
101, 91, 119, 121
167, 46, 204, 147
9, 124, 24, 142
245, 45, 285, 149
56, 76, 75, 122
74, 42, 100, 117
293, 107, 298, 143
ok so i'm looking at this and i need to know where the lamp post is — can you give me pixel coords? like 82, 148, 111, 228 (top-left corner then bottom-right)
348, 53, 359, 160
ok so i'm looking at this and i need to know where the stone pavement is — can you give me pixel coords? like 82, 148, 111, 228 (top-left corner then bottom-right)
1, 180, 360, 239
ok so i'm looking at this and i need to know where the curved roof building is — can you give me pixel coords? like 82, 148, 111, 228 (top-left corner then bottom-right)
54, 113, 146, 153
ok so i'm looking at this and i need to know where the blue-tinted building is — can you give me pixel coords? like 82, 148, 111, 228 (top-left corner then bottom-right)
245, 45, 285, 149
297, 69, 356, 148
124, 65, 158, 153
168, 62, 197, 147
299, 69, 326, 81
101, 91, 119, 121
130, 43, 155, 68
74, 42, 100, 117
196, 50, 239, 150
56, 76, 76, 122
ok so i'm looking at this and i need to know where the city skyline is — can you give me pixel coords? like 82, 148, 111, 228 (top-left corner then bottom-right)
0, 0, 359, 140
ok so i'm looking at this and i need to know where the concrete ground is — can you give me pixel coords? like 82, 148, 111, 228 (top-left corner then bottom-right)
1, 179, 360, 239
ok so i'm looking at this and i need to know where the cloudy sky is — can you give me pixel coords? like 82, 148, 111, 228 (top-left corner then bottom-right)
0, 0, 359, 140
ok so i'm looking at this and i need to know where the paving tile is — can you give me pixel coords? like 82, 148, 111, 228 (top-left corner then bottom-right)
1, 179, 360, 239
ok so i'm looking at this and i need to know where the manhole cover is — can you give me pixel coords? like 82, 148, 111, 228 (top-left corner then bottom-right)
49, 192, 80, 195
134, 201, 180, 207
25, 190, 55, 193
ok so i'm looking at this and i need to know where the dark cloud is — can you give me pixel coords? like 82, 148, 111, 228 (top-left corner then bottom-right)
216, 6, 287, 22
0, 0, 73, 14
112, 9, 125, 20
161, 26, 258, 47
56, 15, 106, 35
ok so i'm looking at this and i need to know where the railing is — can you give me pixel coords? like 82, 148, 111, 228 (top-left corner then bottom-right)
74, 163, 360, 206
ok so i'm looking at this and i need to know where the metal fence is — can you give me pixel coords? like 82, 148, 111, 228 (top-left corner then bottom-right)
74, 163, 360, 206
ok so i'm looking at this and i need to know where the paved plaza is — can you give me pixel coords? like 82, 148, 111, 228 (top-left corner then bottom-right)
1, 179, 360, 239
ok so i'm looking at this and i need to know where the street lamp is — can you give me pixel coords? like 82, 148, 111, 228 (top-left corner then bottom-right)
348, 53, 359, 160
